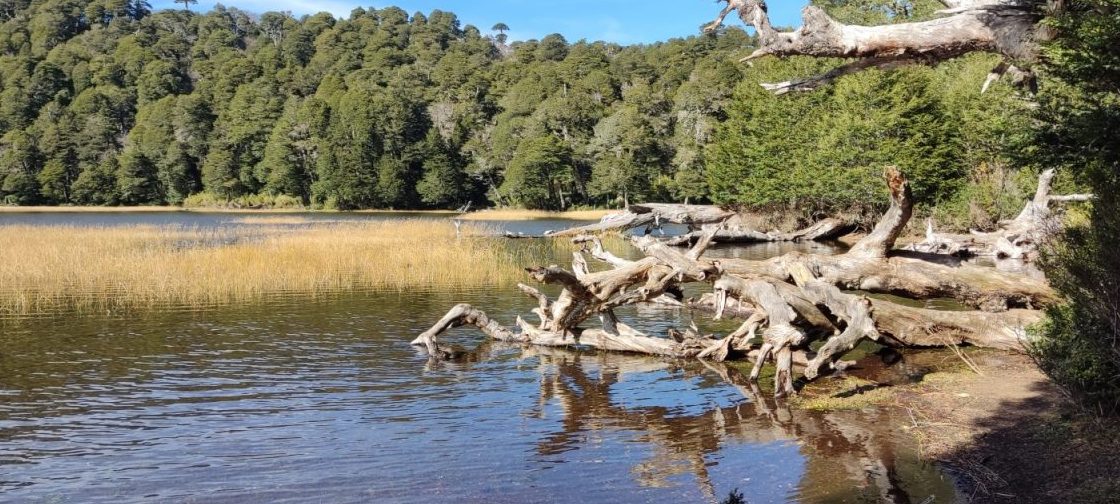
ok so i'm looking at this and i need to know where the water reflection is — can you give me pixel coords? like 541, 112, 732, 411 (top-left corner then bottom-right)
0, 289, 955, 503
0, 218, 954, 503
443, 343, 956, 503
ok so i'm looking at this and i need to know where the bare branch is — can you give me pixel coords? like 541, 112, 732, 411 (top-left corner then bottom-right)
707, 0, 1040, 93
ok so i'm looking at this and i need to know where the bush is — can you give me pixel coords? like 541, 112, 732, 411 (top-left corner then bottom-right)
1031, 304, 1120, 416
706, 63, 965, 220
1029, 0, 1120, 417
1032, 213, 1120, 416
929, 164, 1035, 232
181, 192, 307, 210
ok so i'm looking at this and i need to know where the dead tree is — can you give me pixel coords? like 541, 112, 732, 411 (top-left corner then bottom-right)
703, 168, 1057, 311
415, 169, 1049, 397
703, 0, 1045, 94
548, 202, 857, 246
412, 0, 1093, 399
905, 169, 1093, 259
546, 203, 735, 237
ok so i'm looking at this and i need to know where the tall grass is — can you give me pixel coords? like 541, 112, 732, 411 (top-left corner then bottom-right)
0, 220, 535, 316
0, 205, 182, 213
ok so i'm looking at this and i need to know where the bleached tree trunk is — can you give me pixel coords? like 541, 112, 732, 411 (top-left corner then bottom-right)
905, 169, 1093, 259
416, 170, 1049, 397
704, 0, 1044, 93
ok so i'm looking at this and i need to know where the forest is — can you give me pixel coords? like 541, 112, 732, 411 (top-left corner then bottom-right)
1, 0, 1119, 499
0, 0, 1051, 228
2, 0, 1118, 416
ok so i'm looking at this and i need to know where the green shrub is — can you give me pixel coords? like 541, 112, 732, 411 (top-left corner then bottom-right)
930, 164, 1035, 232
181, 192, 306, 210
1032, 215, 1120, 416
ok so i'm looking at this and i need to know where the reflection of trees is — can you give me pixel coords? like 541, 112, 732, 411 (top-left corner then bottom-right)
444, 343, 951, 503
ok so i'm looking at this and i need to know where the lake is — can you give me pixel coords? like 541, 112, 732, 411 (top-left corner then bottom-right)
0, 212, 954, 503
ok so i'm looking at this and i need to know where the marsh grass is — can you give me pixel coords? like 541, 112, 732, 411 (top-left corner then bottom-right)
0, 220, 536, 317
793, 376, 897, 411
0, 206, 182, 213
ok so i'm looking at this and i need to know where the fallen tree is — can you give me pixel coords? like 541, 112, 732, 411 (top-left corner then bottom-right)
904, 169, 1093, 259
662, 218, 856, 247
546, 203, 857, 246
415, 168, 1051, 396
544, 203, 734, 237
697, 169, 1057, 311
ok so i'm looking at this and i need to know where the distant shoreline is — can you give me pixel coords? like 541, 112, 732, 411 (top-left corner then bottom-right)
0, 206, 614, 221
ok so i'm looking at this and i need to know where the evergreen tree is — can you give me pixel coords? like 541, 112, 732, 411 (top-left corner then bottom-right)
501, 135, 571, 210
1030, 0, 1120, 415
0, 0, 1040, 217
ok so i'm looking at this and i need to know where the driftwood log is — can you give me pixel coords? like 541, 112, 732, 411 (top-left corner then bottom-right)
904, 169, 1093, 259
546, 202, 857, 247
545, 203, 734, 237
662, 217, 856, 247
704, 169, 1058, 311
415, 168, 1053, 397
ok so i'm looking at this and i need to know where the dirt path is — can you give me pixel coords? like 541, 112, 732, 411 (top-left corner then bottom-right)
858, 351, 1120, 503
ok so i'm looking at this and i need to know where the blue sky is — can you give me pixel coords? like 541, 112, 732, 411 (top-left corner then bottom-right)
148, 0, 807, 45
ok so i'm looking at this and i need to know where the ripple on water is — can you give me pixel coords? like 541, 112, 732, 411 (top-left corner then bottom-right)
0, 236, 954, 503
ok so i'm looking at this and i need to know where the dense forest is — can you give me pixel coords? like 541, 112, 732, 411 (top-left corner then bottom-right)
0, 0, 1047, 224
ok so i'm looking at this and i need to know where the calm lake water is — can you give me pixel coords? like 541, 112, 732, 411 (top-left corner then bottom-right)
0, 212, 955, 503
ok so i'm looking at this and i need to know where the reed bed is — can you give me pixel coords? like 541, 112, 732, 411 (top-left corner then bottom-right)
0, 205, 181, 213
0, 220, 536, 316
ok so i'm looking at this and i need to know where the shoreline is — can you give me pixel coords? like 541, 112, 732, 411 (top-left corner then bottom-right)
790, 350, 1120, 503
0, 206, 615, 221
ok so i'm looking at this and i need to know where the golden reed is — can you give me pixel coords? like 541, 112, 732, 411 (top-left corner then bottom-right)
0, 219, 533, 316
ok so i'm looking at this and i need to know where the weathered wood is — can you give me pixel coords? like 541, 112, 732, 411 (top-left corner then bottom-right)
777, 218, 858, 242
546, 203, 733, 237
662, 218, 856, 247
416, 169, 1059, 397
545, 212, 655, 237
413, 305, 722, 358
707, 168, 1057, 311
869, 300, 1039, 350
707, 252, 1057, 311
848, 166, 911, 259
705, 0, 1041, 93
797, 252, 1056, 311
628, 203, 735, 227
711, 235, 1055, 312
905, 169, 1094, 259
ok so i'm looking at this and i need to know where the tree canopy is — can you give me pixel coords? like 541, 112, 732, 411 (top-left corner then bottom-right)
0, 0, 1039, 222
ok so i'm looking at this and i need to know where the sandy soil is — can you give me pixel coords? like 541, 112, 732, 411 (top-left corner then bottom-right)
886, 352, 1120, 503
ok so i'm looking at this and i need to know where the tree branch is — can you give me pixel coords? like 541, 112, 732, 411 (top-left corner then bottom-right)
706, 0, 1040, 93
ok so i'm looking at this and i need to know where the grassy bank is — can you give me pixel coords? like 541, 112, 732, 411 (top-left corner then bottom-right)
0, 220, 531, 316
